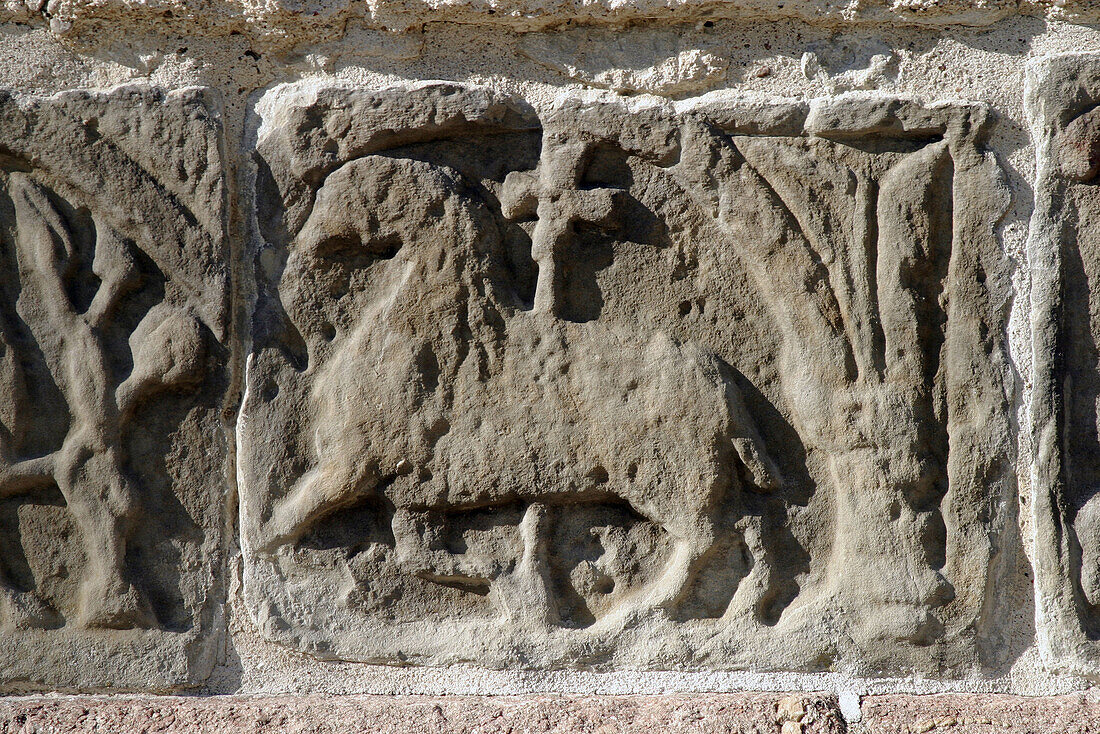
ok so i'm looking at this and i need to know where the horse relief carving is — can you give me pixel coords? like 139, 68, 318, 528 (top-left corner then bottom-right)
241, 84, 1016, 673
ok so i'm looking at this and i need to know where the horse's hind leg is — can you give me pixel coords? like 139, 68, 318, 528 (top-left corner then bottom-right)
651, 522, 715, 610
495, 503, 555, 627
258, 457, 371, 553
595, 516, 716, 629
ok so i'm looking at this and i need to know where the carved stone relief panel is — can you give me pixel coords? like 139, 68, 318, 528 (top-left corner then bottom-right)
1027, 53, 1100, 676
241, 83, 1017, 674
0, 86, 231, 691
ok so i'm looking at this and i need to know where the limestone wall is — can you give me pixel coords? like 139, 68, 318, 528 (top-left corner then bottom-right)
1, 1, 1100, 704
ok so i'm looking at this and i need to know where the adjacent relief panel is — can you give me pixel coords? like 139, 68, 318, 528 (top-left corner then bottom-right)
241, 83, 1018, 674
0, 86, 231, 690
1028, 53, 1100, 677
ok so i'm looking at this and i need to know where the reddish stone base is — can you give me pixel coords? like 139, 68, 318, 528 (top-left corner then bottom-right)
0, 693, 841, 733
2, 692, 1100, 733
859, 693, 1100, 733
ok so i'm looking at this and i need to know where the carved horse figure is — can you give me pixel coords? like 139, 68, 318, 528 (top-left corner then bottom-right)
257, 149, 780, 626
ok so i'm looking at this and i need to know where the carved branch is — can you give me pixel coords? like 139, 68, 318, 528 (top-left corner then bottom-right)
710, 139, 853, 381
115, 305, 206, 420
8, 174, 79, 326
876, 141, 952, 391
85, 227, 141, 329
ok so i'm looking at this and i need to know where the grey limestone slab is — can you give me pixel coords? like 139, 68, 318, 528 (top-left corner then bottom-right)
240, 82, 1020, 676
0, 85, 232, 691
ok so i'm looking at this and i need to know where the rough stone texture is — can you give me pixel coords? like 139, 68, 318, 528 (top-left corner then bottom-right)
0, 85, 231, 692
8, 0, 1100, 51
239, 81, 1016, 675
13, 692, 1100, 732
0, 693, 846, 733
6, 0, 1100, 713
1027, 52, 1100, 680
859, 693, 1100, 733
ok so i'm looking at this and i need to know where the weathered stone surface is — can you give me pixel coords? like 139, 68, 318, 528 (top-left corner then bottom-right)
860, 693, 1100, 733
1025, 52, 1100, 680
3, 0, 1094, 50
0, 85, 231, 691
1028, 53, 1100, 679
0, 693, 846, 733
240, 82, 1017, 675
2, 0, 1100, 707
15, 692, 1100, 732
519, 28, 731, 96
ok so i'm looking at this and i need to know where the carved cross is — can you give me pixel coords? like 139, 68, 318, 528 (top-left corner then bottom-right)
499, 139, 622, 317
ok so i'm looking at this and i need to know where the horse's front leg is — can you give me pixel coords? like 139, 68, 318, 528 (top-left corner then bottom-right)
592, 517, 716, 630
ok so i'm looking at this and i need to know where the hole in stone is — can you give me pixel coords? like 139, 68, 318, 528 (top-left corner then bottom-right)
587, 466, 609, 484
261, 381, 279, 402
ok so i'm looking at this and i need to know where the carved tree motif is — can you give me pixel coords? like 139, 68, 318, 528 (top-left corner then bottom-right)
1028, 53, 1100, 676
683, 131, 955, 644
0, 174, 207, 629
0, 86, 228, 692
664, 104, 1014, 653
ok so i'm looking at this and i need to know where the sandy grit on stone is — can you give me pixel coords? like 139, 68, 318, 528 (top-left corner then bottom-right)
9, 693, 1100, 732
859, 693, 1100, 733
0, 693, 845, 733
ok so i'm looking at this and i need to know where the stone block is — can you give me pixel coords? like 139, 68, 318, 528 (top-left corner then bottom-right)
0, 693, 846, 733
240, 82, 1018, 675
1026, 52, 1100, 678
860, 693, 1100, 733
0, 85, 231, 691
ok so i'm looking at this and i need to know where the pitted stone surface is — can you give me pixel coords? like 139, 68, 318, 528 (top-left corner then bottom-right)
0, 693, 846, 733
1026, 53, 1100, 680
2, 0, 1100, 703
5, 0, 1100, 50
239, 81, 1017, 675
11, 692, 1100, 732
860, 693, 1100, 733
0, 85, 231, 692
